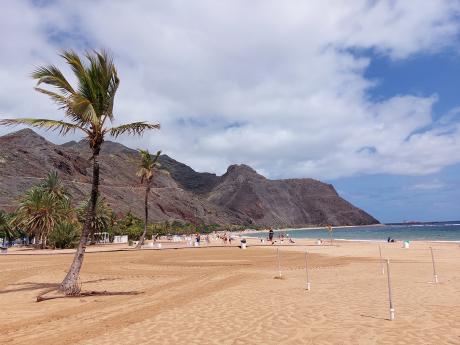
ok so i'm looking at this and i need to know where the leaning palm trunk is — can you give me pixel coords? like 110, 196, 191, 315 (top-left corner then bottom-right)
0, 50, 159, 296
136, 183, 151, 248
60, 150, 100, 293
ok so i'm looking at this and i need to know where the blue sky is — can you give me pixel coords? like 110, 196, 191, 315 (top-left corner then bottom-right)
365, 49, 460, 117
1, 1, 460, 223
331, 50, 460, 222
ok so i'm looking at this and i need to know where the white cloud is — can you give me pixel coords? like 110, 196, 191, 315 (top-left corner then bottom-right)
410, 179, 446, 191
1, 0, 460, 179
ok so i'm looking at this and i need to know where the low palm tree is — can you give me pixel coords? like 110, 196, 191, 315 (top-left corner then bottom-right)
41, 171, 70, 202
13, 187, 70, 248
0, 50, 159, 294
48, 221, 80, 249
77, 196, 112, 244
136, 149, 161, 248
0, 211, 15, 246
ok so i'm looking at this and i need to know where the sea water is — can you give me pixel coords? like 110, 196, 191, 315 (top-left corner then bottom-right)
247, 222, 460, 242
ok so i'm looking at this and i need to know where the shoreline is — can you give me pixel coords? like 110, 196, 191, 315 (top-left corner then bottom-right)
238, 223, 460, 242
238, 223, 384, 235
3, 236, 460, 256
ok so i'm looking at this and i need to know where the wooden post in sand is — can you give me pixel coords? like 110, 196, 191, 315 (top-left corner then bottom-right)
386, 259, 395, 321
304, 251, 311, 290
430, 247, 438, 284
379, 245, 385, 275
277, 247, 282, 278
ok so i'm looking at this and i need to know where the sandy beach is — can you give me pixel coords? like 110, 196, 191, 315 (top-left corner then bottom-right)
1, 239, 459, 344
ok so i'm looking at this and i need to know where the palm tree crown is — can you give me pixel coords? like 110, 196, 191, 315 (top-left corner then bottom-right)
41, 171, 70, 202
136, 149, 162, 184
0, 50, 159, 148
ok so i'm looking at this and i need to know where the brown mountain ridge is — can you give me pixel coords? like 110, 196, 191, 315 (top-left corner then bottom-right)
0, 129, 378, 227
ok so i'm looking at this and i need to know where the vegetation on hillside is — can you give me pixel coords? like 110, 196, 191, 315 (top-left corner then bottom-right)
1, 171, 240, 249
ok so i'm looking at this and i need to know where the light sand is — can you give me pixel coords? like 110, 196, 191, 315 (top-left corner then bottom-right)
0, 239, 459, 344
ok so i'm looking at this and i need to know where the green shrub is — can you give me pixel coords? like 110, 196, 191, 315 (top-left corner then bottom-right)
49, 222, 80, 249
111, 212, 145, 240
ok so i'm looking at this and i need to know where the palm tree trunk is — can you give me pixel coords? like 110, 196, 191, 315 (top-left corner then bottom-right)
39, 233, 44, 249
136, 183, 150, 248
59, 150, 100, 294
90, 231, 96, 245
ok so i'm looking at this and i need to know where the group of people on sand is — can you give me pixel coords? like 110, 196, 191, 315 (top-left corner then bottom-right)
265, 228, 295, 245
218, 233, 233, 245
194, 233, 211, 246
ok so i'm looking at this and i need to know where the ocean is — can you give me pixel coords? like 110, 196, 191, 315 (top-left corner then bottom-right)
246, 221, 460, 242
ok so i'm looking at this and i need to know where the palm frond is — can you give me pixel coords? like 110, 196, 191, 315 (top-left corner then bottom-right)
97, 50, 119, 122
86, 50, 119, 122
109, 122, 160, 138
60, 50, 85, 75
152, 150, 161, 163
61, 50, 97, 108
0, 118, 88, 136
104, 71, 119, 123
31, 65, 75, 95
67, 95, 99, 126
34, 87, 69, 109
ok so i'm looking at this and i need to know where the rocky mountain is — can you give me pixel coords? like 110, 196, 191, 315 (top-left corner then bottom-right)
0, 129, 378, 227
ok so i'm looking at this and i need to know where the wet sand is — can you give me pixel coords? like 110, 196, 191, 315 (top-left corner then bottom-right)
0, 240, 459, 344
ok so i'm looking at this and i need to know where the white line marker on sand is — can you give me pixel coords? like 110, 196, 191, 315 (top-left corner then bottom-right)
386, 259, 395, 321
305, 250, 311, 290
430, 247, 438, 284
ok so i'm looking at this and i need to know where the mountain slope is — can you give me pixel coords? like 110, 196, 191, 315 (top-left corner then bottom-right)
206, 164, 377, 227
0, 129, 378, 226
0, 129, 239, 225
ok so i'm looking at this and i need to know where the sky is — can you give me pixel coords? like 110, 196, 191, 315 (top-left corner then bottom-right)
0, 0, 460, 223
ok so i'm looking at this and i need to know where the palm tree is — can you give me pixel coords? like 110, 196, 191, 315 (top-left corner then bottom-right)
49, 221, 80, 249
0, 211, 15, 246
136, 149, 161, 248
0, 50, 159, 294
77, 196, 112, 244
13, 187, 71, 248
41, 171, 70, 202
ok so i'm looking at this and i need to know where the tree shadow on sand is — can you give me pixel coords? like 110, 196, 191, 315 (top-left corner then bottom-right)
0, 278, 120, 295
0, 278, 142, 302
36, 289, 143, 302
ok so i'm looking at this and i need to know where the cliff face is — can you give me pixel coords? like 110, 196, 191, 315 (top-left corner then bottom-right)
206, 164, 377, 227
0, 129, 378, 226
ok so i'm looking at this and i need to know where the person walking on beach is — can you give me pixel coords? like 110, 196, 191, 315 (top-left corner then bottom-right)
268, 228, 274, 243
